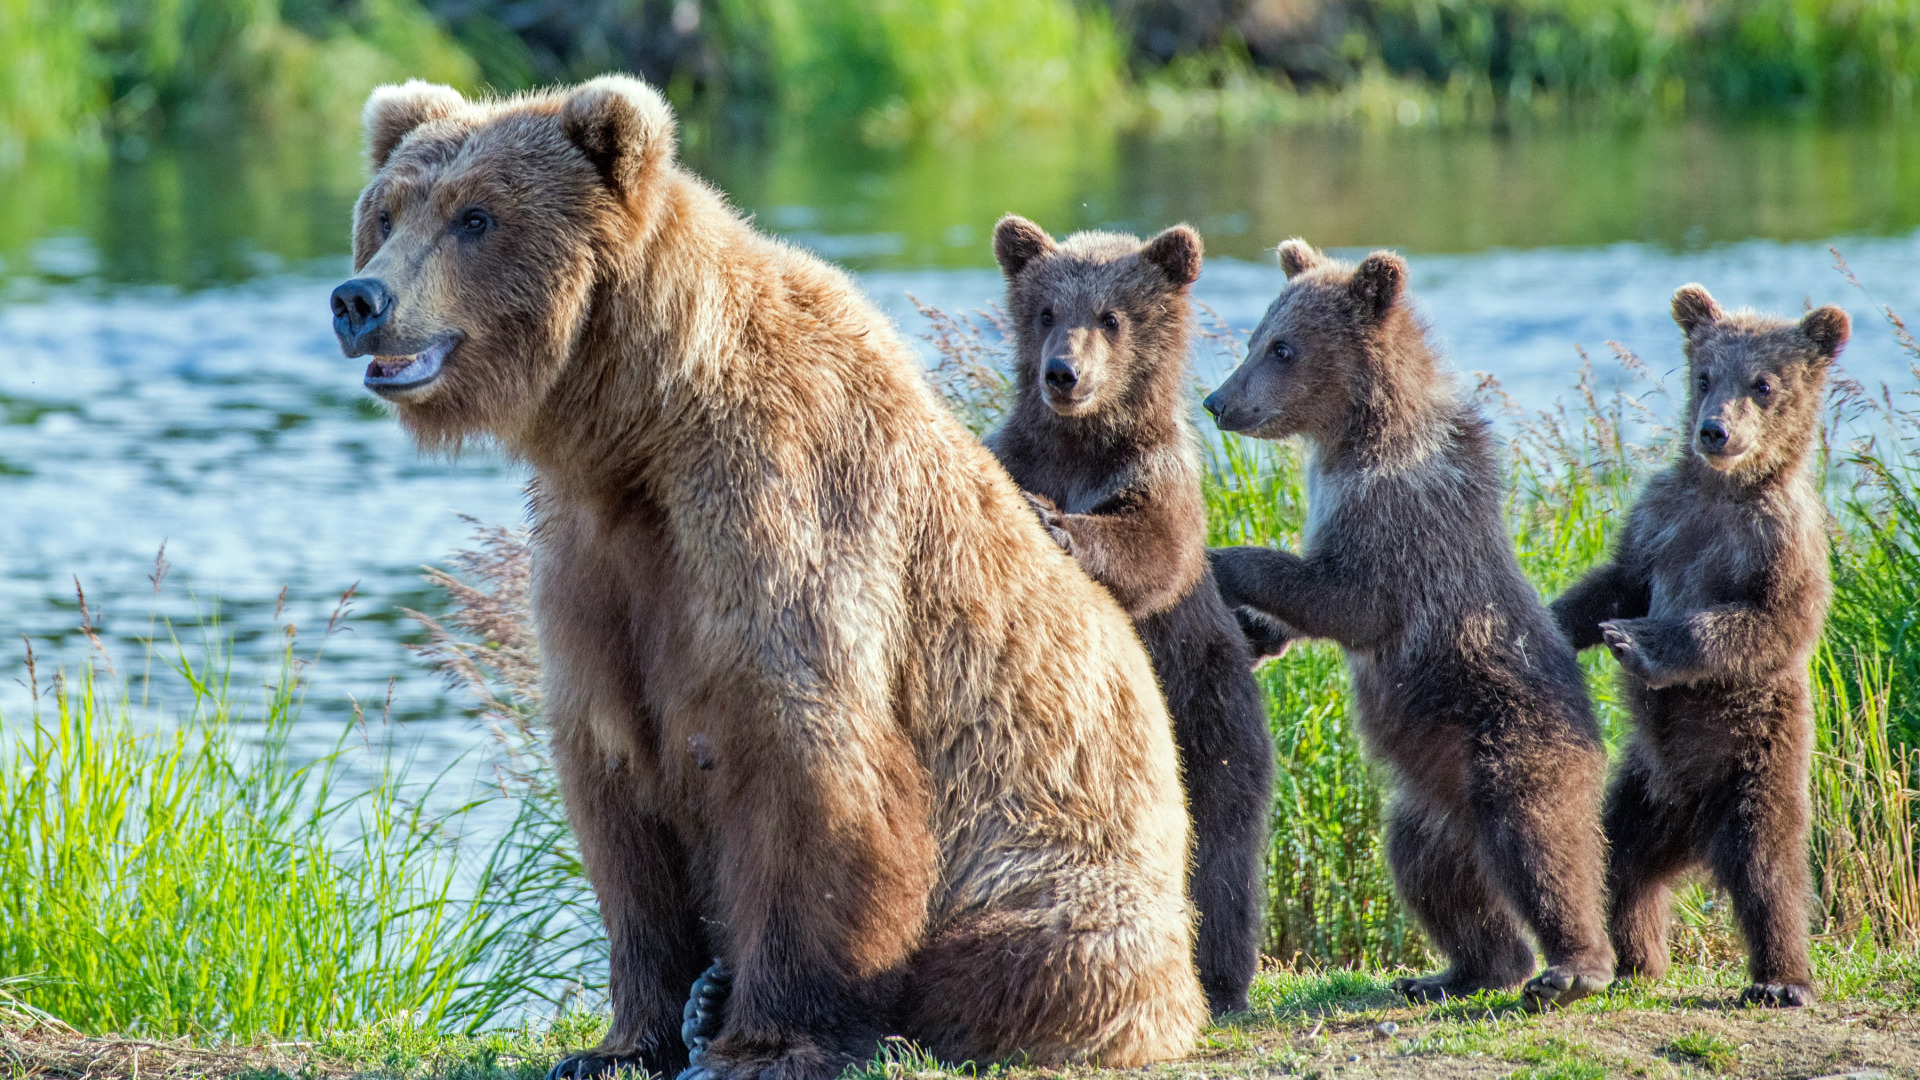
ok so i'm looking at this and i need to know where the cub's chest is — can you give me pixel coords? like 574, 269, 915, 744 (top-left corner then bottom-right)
1640, 515, 1776, 618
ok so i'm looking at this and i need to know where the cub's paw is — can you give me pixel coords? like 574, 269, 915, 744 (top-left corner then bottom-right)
1599, 621, 1661, 684
547, 1052, 656, 1080
682, 959, 731, 1064
1234, 607, 1295, 666
1021, 492, 1073, 553
1521, 966, 1610, 1013
1739, 982, 1814, 1008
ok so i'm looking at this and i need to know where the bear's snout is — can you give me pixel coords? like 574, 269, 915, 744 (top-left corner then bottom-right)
1697, 418, 1730, 455
1044, 356, 1079, 392
332, 278, 395, 356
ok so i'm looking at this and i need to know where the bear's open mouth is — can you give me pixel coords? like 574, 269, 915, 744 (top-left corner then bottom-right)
364, 335, 461, 397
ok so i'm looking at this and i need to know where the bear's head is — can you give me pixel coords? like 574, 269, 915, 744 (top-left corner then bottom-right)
1203, 239, 1414, 445
993, 215, 1202, 422
1671, 284, 1849, 480
329, 76, 677, 448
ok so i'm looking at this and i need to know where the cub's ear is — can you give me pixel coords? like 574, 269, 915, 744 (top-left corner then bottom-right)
1800, 304, 1851, 361
562, 75, 678, 198
1276, 238, 1322, 279
1142, 224, 1203, 288
364, 81, 466, 170
1671, 284, 1722, 337
993, 215, 1056, 278
1348, 251, 1407, 321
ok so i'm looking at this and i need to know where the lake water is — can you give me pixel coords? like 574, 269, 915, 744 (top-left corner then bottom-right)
4, 118, 1920, 772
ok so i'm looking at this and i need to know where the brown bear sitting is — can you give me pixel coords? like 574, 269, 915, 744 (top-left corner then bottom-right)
1552, 285, 1849, 1008
329, 76, 1206, 1080
1203, 240, 1614, 1011
984, 216, 1276, 1016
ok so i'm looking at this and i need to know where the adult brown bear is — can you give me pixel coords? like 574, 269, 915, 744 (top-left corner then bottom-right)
329, 76, 1206, 1080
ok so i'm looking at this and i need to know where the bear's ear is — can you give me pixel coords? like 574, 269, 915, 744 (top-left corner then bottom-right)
562, 75, 678, 199
1142, 224, 1203, 288
1800, 304, 1851, 361
1276, 238, 1322, 279
993, 215, 1056, 278
1348, 251, 1406, 322
1671, 284, 1722, 337
364, 81, 467, 170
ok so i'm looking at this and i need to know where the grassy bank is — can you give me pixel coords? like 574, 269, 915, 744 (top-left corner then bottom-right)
9, 0, 1920, 150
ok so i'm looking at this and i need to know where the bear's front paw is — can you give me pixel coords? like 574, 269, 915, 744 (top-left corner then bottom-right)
1234, 607, 1295, 666
1521, 965, 1610, 1013
1022, 492, 1073, 553
676, 1039, 854, 1080
547, 1051, 656, 1080
682, 959, 730, 1064
1600, 620, 1667, 686
1739, 982, 1814, 1008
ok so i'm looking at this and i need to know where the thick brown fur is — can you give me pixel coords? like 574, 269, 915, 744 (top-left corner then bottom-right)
1202, 239, 1614, 1010
984, 216, 1275, 1016
1551, 285, 1847, 1008
332, 76, 1205, 1080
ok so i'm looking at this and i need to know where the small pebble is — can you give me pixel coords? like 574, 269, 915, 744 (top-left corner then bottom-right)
1347, 1054, 1361, 1062
1373, 1021, 1399, 1039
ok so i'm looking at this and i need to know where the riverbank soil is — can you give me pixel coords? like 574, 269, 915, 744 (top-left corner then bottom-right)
3, 966, 1916, 1080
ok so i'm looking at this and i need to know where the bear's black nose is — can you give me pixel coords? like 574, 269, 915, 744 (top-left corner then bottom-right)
1044, 356, 1078, 390
331, 278, 394, 355
1202, 391, 1223, 419
1698, 419, 1729, 452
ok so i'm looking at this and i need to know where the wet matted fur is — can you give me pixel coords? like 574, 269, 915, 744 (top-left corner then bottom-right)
1203, 240, 1614, 1011
985, 215, 1275, 1016
331, 76, 1206, 1080
1552, 285, 1849, 1008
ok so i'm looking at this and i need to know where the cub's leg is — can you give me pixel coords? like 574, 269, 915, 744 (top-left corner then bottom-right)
1602, 753, 1696, 984
1384, 799, 1535, 1003
681, 717, 937, 1080
1709, 752, 1816, 1007
1168, 647, 1273, 1016
1468, 738, 1614, 1011
903, 867, 1208, 1067
549, 732, 709, 1080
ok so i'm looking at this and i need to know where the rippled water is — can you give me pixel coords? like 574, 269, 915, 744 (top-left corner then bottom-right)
4, 119, 1919, 770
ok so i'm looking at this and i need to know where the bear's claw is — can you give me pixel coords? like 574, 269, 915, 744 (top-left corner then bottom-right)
545, 1051, 652, 1080
1739, 982, 1814, 1008
1521, 966, 1610, 1013
681, 959, 730, 1064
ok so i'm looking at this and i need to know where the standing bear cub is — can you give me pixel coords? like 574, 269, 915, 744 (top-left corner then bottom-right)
986, 216, 1276, 1016
1552, 285, 1848, 1008
330, 76, 1206, 1080
1204, 240, 1614, 1010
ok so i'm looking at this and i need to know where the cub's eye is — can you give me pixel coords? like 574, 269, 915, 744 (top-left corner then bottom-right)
1697, 372, 1711, 391
378, 210, 391, 238
1752, 377, 1774, 397
1271, 340, 1295, 363
1100, 311, 1120, 332
1039, 308, 1054, 328
458, 208, 494, 236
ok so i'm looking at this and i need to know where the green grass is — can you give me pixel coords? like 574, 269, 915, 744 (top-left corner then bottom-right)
0, 618, 591, 1037
1661, 1029, 1741, 1072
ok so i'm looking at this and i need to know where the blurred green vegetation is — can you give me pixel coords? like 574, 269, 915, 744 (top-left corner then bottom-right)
7, 0, 1920, 153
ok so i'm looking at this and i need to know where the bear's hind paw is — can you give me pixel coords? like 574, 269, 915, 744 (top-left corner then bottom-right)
682, 958, 731, 1063
1739, 982, 1814, 1008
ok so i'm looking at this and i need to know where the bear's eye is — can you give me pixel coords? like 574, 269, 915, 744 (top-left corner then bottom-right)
378, 210, 391, 239
1697, 371, 1711, 392
1100, 311, 1120, 332
1039, 308, 1054, 328
1752, 377, 1773, 397
1271, 340, 1295, 363
458, 208, 494, 236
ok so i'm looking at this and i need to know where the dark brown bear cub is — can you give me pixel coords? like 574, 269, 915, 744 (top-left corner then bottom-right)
1552, 285, 1848, 1008
1204, 240, 1614, 1010
987, 215, 1275, 1016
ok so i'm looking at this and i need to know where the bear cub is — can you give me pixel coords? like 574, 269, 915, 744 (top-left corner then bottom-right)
1205, 240, 1614, 1010
987, 215, 1276, 1016
1552, 285, 1849, 1007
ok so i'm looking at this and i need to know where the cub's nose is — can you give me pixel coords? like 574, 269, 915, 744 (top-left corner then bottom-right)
1202, 390, 1223, 419
1698, 418, 1729, 453
1043, 356, 1078, 391
331, 278, 393, 355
